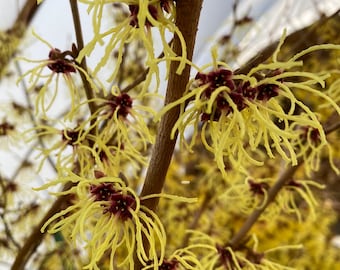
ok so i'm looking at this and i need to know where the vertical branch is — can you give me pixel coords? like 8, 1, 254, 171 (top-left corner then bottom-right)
140, 0, 203, 212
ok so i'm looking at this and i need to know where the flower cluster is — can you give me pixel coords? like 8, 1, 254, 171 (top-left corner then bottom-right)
24, 123, 90, 172
290, 123, 339, 176
38, 171, 166, 270
77, 0, 186, 90
160, 42, 340, 176
24, 86, 154, 180
83, 90, 155, 178
195, 68, 280, 122
220, 176, 324, 221
186, 231, 300, 270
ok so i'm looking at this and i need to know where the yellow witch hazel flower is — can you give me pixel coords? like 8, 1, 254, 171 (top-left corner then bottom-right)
77, 0, 186, 91
325, 76, 340, 104
17, 31, 100, 119
289, 121, 339, 176
37, 170, 167, 270
142, 247, 203, 270
276, 178, 325, 221
93, 89, 155, 145
25, 123, 93, 172
187, 230, 301, 270
160, 35, 340, 177
220, 176, 324, 222
80, 88, 155, 176
219, 177, 273, 216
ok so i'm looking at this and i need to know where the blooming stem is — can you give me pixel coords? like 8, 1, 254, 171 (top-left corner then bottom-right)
229, 164, 299, 249
69, 0, 97, 119
140, 0, 203, 212
229, 121, 340, 249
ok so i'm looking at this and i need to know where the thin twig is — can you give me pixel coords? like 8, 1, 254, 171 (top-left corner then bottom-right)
0, 213, 21, 250
10, 142, 38, 181
15, 0, 42, 27
10, 182, 74, 270
0, 177, 21, 250
69, 0, 97, 118
229, 120, 340, 248
229, 164, 299, 248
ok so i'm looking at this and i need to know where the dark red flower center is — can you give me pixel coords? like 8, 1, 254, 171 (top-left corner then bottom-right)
256, 84, 279, 101
159, 259, 179, 270
90, 183, 116, 202
48, 48, 76, 74
107, 93, 133, 118
0, 122, 15, 136
105, 193, 136, 221
129, 5, 159, 28
61, 129, 80, 146
300, 126, 321, 145
248, 180, 270, 195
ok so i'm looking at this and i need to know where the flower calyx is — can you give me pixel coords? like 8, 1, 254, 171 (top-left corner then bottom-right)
105, 93, 133, 118
47, 47, 76, 74
90, 182, 136, 221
